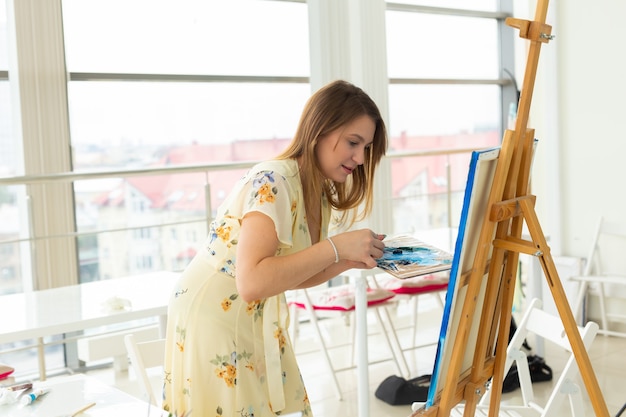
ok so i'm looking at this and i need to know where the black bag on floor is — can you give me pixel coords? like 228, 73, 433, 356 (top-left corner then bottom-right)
375, 374, 431, 405
502, 354, 553, 393
500, 316, 552, 393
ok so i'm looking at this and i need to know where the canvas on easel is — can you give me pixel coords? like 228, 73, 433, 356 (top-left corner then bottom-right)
426, 146, 500, 407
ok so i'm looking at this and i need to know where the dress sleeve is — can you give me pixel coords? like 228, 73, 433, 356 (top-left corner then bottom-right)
241, 170, 296, 248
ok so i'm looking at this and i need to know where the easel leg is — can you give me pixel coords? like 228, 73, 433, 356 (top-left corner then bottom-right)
488, 251, 519, 417
521, 198, 609, 417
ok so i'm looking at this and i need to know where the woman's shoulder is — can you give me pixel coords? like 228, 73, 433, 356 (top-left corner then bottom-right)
249, 158, 299, 180
215, 159, 300, 219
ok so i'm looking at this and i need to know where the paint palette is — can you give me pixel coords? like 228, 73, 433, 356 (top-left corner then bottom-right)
377, 235, 453, 279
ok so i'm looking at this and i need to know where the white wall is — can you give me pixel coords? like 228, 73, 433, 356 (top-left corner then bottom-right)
521, 1, 626, 324
518, 0, 626, 257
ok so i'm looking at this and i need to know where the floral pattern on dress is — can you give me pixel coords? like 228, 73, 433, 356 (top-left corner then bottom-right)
211, 348, 254, 388
221, 294, 238, 311
270, 320, 288, 357
208, 215, 239, 248
246, 299, 264, 321
175, 325, 186, 353
249, 171, 279, 207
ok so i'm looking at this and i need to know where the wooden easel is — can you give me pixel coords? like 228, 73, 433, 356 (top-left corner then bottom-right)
412, 1, 610, 416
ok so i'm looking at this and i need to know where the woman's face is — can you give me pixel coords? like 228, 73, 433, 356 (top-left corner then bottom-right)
315, 115, 376, 183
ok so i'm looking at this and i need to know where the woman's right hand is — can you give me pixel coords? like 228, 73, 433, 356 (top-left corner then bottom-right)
331, 229, 385, 269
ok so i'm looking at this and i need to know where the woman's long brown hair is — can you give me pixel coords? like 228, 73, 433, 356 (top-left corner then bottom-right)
276, 80, 388, 227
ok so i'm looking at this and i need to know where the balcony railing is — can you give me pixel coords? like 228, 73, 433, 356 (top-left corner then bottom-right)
0, 146, 479, 288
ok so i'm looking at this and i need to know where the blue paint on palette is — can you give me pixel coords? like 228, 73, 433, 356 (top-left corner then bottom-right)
378, 248, 452, 267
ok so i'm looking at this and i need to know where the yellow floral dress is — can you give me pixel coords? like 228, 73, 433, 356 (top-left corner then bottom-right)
163, 159, 328, 417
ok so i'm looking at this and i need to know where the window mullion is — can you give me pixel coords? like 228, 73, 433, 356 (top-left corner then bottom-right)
8, 0, 78, 289
308, 0, 393, 234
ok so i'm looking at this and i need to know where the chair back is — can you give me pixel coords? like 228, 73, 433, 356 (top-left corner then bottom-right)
584, 216, 626, 276
473, 298, 598, 417
124, 333, 166, 406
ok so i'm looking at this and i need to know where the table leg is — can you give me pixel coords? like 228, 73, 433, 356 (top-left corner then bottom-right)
158, 314, 167, 338
355, 277, 369, 417
37, 337, 47, 381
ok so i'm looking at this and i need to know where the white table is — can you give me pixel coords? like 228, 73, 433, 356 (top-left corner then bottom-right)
0, 272, 178, 379
0, 373, 166, 417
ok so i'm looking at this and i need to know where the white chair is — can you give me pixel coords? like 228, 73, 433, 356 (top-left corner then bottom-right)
570, 216, 626, 337
123, 333, 166, 407
288, 280, 410, 400
449, 298, 599, 417
369, 270, 448, 350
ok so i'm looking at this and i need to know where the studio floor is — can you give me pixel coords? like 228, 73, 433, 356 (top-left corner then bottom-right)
87, 294, 626, 417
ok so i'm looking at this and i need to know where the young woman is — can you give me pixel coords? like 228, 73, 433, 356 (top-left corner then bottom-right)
163, 80, 388, 417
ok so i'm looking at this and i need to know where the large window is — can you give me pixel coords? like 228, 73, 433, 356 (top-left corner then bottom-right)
0, 0, 22, 295
0, 0, 515, 378
0, 1, 311, 296
63, 0, 310, 167
1, 0, 312, 378
61, 0, 311, 284
385, 2, 512, 237
63, 0, 309, 76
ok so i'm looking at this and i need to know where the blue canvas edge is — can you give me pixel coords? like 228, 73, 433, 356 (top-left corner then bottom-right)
425, 146, 501, 407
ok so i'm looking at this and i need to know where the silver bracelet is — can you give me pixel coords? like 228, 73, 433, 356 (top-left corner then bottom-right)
327, 237, 340, 263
